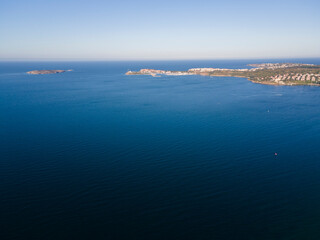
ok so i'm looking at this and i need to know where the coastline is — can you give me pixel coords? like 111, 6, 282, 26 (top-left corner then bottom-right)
126, 63, 320, 86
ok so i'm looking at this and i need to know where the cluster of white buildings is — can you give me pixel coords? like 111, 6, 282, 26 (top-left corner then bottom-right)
139, 69, 166, 74
137, 68, 251, 75
249, 63, 315, 69
135, 69, 194, 76
187, 68, 249, 72
270, 73, 320, 82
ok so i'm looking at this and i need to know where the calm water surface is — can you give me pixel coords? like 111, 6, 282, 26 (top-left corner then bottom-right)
1, 59, 320, 239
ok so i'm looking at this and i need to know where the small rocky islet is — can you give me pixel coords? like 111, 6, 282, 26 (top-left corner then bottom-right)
27, 70, 72, 75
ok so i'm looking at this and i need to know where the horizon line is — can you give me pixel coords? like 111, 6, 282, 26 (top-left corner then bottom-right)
1, 56, 320, 62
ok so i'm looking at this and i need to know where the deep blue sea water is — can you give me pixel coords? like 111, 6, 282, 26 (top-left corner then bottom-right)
1, 59, 320, 240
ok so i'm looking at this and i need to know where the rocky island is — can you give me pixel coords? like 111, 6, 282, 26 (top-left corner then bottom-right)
126, 63, 320, 86
27, 70, 71, 74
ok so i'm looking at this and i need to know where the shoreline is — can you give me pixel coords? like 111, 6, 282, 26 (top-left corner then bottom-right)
126, 63, 320, 86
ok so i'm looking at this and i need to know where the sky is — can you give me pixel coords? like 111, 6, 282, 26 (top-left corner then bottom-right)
1, 0, 320, 60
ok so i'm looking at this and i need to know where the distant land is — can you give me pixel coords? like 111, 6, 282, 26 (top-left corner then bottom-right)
27, 70, 72, 75
126, 63, 320, 86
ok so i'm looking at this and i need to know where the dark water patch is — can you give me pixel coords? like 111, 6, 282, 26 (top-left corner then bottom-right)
1, 59, 320, 239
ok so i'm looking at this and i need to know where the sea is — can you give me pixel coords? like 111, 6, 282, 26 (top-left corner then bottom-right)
1, 59, 320, 240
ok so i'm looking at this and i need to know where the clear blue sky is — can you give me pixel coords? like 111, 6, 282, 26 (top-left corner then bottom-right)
1, 0, 319, 60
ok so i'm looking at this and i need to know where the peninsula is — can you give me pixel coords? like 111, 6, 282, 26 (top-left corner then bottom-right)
126, 63, 320, 86
27, 70, 70, 75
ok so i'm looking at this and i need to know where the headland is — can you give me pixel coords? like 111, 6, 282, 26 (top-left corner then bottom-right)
126, 63, 320, 86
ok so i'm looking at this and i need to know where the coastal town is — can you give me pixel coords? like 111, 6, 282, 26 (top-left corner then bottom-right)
247, 63, 315, 69
266, 73, 320, 84
126, 63, 320, 86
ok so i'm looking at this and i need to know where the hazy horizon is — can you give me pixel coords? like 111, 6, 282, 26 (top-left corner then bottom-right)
1, 57, 320, 62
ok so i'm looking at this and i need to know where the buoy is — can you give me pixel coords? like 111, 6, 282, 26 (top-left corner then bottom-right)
275, 153, 278, 156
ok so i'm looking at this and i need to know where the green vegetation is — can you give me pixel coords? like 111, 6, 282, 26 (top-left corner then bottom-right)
126, 64, 320, 86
